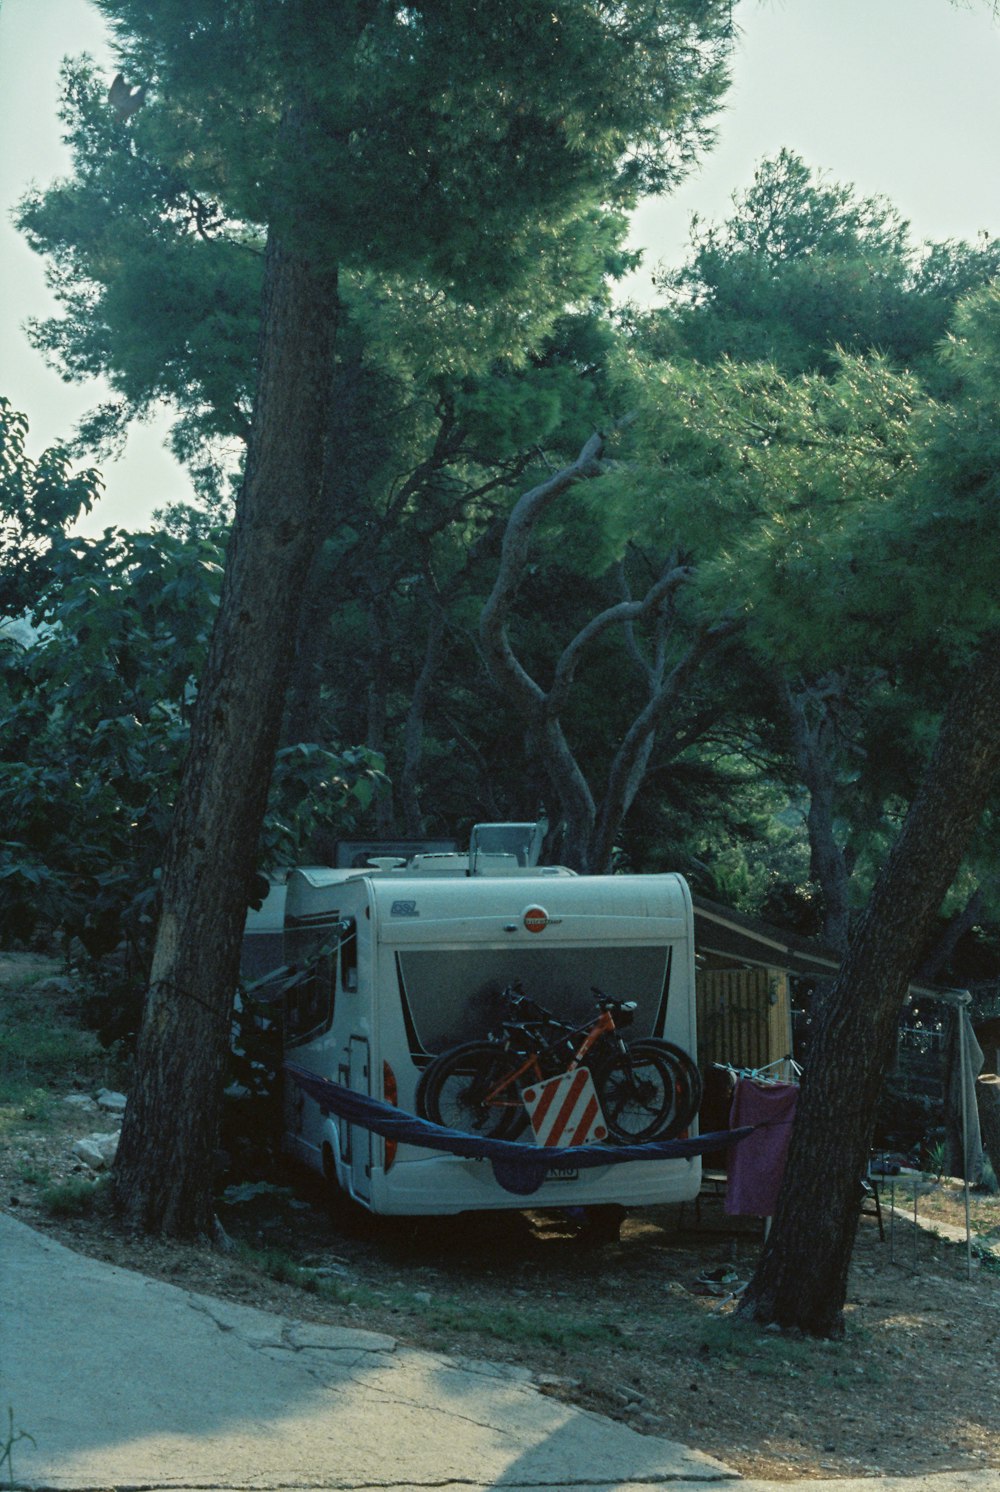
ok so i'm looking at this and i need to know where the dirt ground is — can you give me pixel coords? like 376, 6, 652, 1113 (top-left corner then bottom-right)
3, 954, 1000, 1483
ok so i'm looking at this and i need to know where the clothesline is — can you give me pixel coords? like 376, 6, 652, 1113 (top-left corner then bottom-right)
712, 1056, 802, 1083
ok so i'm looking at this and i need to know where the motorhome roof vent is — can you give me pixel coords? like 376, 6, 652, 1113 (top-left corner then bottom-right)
469, 820, 546, 873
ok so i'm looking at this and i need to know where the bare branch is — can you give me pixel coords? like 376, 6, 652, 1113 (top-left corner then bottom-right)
590, 618, 742, 872
547, 561, 692, 715
480, 433, 605, 717
480, 432, 604, 649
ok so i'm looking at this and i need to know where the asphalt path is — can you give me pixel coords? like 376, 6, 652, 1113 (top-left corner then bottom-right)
2, 1212, 999, 1492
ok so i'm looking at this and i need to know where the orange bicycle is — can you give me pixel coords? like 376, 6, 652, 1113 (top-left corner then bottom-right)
415, 982, 701, 1143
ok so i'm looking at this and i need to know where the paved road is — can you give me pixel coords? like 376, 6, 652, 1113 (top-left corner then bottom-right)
2, 1212, 999, 1492
1, 1211, 735, 1490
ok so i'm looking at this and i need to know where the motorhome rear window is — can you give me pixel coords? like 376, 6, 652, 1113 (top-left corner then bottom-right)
283, 921, 340, 1047
396, 945, 670, 1054
340, 918, 358, 992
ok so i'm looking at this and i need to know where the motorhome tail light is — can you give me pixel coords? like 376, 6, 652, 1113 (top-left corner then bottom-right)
382, 1061, 398, 1172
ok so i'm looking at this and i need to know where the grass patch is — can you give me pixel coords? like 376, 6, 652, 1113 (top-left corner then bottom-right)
236, 1243, 624, 1348
689, 1314, 882, 1383
886, 1172, 1000, 1233
0, 1018, 101, 1086
39, 1175, 108, 1218
0, 1086, 55, 1126
236, 1244, 383, 1309
409, 1295, 623, 1349
0, 954, 61, 989
0, 964, 125, 1135
15, 1160, 51, 1187
0, 984, 106, 1120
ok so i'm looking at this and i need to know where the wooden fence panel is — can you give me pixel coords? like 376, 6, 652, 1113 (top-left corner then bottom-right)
696, 966, 793, 1072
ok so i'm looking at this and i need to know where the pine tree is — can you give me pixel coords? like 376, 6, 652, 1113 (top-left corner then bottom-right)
90, 0, 734, 1235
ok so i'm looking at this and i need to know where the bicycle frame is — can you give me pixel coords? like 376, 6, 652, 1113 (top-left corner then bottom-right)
480, 1007, 621, 1112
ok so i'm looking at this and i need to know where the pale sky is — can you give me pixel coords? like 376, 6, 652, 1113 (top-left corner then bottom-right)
1, 0, 999, 535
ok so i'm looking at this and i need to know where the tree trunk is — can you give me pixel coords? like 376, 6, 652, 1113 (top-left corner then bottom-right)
400, 612, 445, 837
976, 1074, 1000, 1190
739, 628, 1000, 1336
589, 620, 734, 874
479, 435, 603, 870
365, 592, 396, 836
918, 886, 985, 984
113, 232, 339, 1237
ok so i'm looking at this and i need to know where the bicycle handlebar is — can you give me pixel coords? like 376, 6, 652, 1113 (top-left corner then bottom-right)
500, 983, 550, 1016
591, 986, 637, 1015
500, 982, 637, 1024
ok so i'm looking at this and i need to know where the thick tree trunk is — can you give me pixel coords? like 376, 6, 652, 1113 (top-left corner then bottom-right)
976, 1074, 1000, 1190
739, 629, 1000, 1335
113, 233, 339, 1236
918, 887, 985, 984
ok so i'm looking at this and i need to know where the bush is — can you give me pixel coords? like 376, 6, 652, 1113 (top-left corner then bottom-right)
39, 1175, 108, 1217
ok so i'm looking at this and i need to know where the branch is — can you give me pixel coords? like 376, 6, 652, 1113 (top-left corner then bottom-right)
400, 611, 447, 836
479, 433, 605, 716
480, 432, 604, 644
439, 712, 504, 821
590, 618, 742, 872
547, 561, 692, 715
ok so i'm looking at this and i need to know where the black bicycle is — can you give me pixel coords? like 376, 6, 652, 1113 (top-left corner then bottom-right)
415, 982, 702, 1143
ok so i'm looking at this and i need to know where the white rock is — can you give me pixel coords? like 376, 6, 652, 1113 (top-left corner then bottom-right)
96, 1089, 127, 1113
72, 1131, 120, 1170
35, 976, 73, 996
72, 1139, 108, 1170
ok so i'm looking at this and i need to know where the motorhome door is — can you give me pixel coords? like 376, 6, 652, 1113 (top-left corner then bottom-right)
347, 1036, 372, 1203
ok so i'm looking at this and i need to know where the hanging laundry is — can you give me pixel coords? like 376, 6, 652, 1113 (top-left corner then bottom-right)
725, 1078, 799, 1217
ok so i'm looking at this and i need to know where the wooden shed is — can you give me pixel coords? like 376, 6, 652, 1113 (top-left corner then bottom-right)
689, 895, 832, 1073
695, 964, 792, 1073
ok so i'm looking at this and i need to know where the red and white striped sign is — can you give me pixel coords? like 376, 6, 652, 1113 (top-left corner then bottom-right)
521, 1067, 607, 1147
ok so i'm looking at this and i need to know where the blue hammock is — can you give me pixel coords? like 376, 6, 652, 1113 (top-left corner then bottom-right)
285, 1061, 751, 1196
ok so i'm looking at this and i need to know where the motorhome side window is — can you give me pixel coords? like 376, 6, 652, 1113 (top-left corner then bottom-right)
340, 917, 358, 993
283, 942, 335, 1047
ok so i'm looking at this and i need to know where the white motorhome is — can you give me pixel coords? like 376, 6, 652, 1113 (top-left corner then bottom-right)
279, 824, 701, 1216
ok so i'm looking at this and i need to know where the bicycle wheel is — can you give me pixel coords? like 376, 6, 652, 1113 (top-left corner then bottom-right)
416, 1041, 526, 1139
594, 1045, 687, 1142
629, 1039, 703, 1132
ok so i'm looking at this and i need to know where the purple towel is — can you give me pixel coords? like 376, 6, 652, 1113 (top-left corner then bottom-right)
725, 1079, 799, 1217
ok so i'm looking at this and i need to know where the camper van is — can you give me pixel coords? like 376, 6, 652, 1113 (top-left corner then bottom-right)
278, 824, 701, 1216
